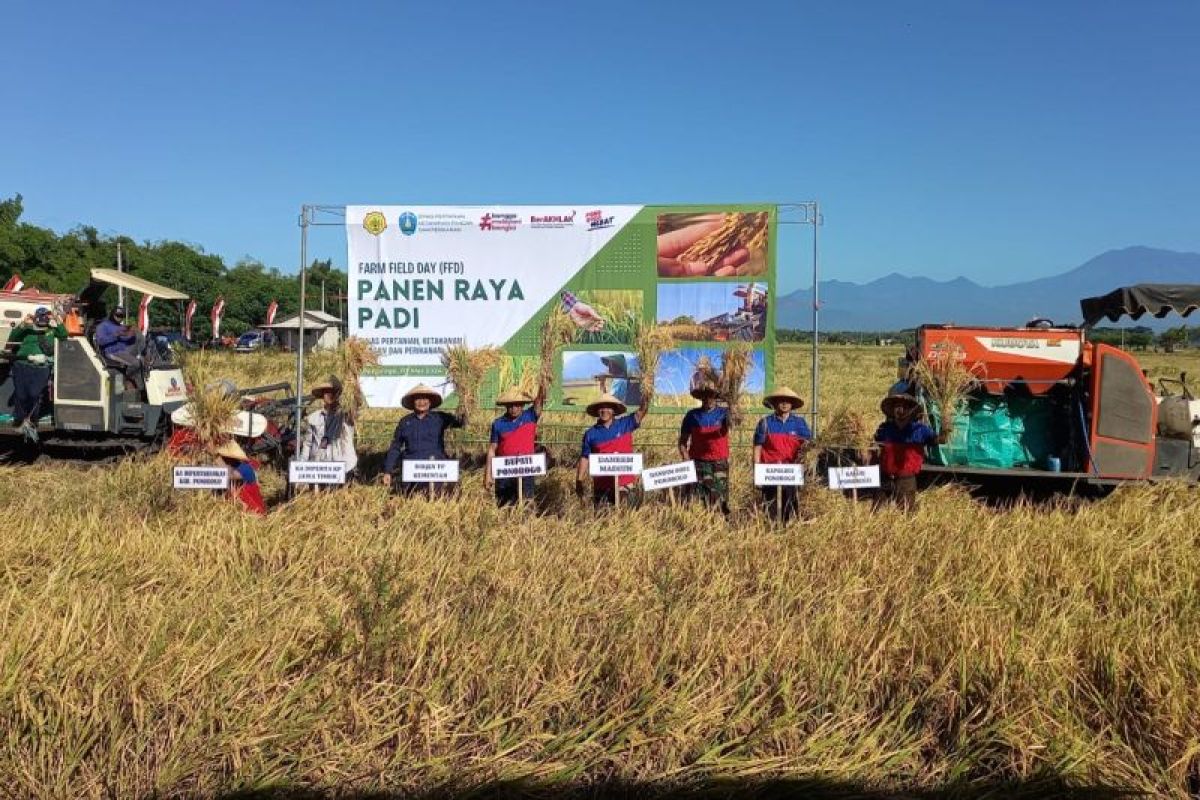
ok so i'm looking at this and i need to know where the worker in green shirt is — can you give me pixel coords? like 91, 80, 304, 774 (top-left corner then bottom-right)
8, 307, 67, 441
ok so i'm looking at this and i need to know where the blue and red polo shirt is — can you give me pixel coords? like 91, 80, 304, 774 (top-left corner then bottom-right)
680, 406, 730, 461
490, 408, 538, 457
581, 414, 640, 488
874, 421, 937, 478
753, 413, 812, 463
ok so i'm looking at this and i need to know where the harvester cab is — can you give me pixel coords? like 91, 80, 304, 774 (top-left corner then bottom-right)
0, 269, 190, 452
912, 283, 1199, 490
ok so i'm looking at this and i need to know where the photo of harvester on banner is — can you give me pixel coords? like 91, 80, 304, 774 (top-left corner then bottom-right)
657, 283, 768, 342
560, 351, 644, 409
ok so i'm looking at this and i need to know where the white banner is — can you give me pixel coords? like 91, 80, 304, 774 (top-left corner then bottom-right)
173, 466, 229, 490
289, 461, 348, 485
828, 465, 881, 489
754, 463, 805, 486
347, 205, 643, 407
402, 459, 460, 483
641, 460, 697, 492
589, 453, 643, 477
491, 453, 547, 479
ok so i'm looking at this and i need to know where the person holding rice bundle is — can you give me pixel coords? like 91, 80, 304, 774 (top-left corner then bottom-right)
299, 375, 358, 486
381, 384, 466, 496
753, 386, 811, 522
485, 386, 545, 507
677, 382, 731, 514
212, 439, 266, 515
576, 391, 650, 508
872, 391, 946, 511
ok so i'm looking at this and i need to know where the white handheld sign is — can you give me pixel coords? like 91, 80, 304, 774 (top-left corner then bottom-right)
828, 465, 881, 490
289, 461, 348, 485
754, 463, 805, 486
173, 466, 230, 490
402, 459, 460, 483
491, 453, 548, 479
589, 453, 643, 477
641, 461, 698, 492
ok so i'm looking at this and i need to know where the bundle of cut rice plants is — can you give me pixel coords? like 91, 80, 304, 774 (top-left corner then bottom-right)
717, 344, 752, 426
177, 349, 241, 452
633, 321, 673, 402
498, 356, 540, 400
913, 352, 979, 433
336, 337, 379, 422
811, 405, 875, 471
539, 310, 576, 396
441, 343, 503, 421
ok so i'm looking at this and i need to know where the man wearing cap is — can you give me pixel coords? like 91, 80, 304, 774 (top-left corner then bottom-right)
873, 392, 946, 510
485, 386, 545, 507
381, 384, 466, 495
299, 376, 358, 485
576, 390, 651, 508
677, 383, 731, 514
95, 306, 143, 392
8, 307, 67, 441
753, 386, 812, 521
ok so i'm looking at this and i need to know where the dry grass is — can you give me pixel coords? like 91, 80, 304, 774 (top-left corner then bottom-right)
441, 343, 503, 421
540, 309, 577, 397
176, 349, 241, 449
633, 321, 674, 401
717, 343, 752, 426
6, 345, 1195, 797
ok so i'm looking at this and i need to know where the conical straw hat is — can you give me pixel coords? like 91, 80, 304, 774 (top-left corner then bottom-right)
762, 386, 804, 409
401, 383, 444, 411
586, 392, 627, 417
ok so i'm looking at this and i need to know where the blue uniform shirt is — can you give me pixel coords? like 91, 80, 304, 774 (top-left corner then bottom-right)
384, 411, 463, 473
581, 414, 640, 457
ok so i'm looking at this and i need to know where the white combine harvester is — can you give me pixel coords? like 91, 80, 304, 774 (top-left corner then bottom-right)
0, 269, 190, 456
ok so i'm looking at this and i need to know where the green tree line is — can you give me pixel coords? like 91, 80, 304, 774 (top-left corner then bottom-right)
0, 194, 344, 339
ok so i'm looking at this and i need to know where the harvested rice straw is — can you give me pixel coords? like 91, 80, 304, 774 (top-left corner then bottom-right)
913, 352, 980, 434
336, 337, 379, 422
177, 350, 241, 451
539, 309, 576, 396
812, 406, 875, 467
633, 321, 673, 402
677, 212, 769, 273
441, 343, 503, 421
497, 356, 540, 400
716, 344, 751, 426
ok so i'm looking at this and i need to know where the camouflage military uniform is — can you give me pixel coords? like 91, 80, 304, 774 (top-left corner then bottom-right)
691, 459, 730, 514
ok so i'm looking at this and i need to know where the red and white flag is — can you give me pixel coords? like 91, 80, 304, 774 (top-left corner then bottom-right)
184, 299, 197, 341
2, 275, 23, 292
266, 299, 278, 325
211, 296, 226, 340
137, 295, 152, 335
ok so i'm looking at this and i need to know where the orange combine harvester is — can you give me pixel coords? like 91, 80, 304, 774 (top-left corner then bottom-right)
908, 284, 1199, 491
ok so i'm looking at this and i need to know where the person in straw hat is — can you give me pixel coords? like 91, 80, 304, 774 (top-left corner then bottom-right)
872, 390, 945, 511
575, 389, 650, 508
299, 375, 358, 485
753, 386, 812, 521
484, 385, 546, 507
381, 383, 466, 495
211, 438, 266, 515
677, 381, 731, 514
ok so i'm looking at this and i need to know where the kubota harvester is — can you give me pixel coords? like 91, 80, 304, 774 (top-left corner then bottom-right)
909, 284, 1199, 490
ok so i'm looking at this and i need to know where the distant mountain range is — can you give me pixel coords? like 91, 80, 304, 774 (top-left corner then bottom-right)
776, 246, 1200, 331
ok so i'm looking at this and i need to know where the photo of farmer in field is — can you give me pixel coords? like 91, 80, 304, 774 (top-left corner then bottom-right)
560, 350, 644, 408
657, 211, 770, 278
653, 348, 766, 408
559, 290, 642, 345
657, 282, 767, 342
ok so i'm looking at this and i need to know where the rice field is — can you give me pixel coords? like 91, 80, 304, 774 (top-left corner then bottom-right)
2, 344, 1198, 798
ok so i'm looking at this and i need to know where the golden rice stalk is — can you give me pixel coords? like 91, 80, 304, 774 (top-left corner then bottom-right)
441, 343, 503, 420
677, 211, 769, 271
177, 349, 240, 450
539, 309, 576, 396
912, 352, 979, 434
336, 337, 379, 422
633, 321, 673, 402
815, 406, 874, 452
497, 356, 540, 401
717, 344, 752, 426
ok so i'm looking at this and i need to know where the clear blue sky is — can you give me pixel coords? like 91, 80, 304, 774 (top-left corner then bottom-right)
3, 1, 1197, 294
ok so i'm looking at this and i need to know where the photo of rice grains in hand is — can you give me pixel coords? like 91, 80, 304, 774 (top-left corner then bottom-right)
657, 211, 770, 278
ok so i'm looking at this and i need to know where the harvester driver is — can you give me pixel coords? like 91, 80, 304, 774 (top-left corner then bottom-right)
95, 307, 144, 394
